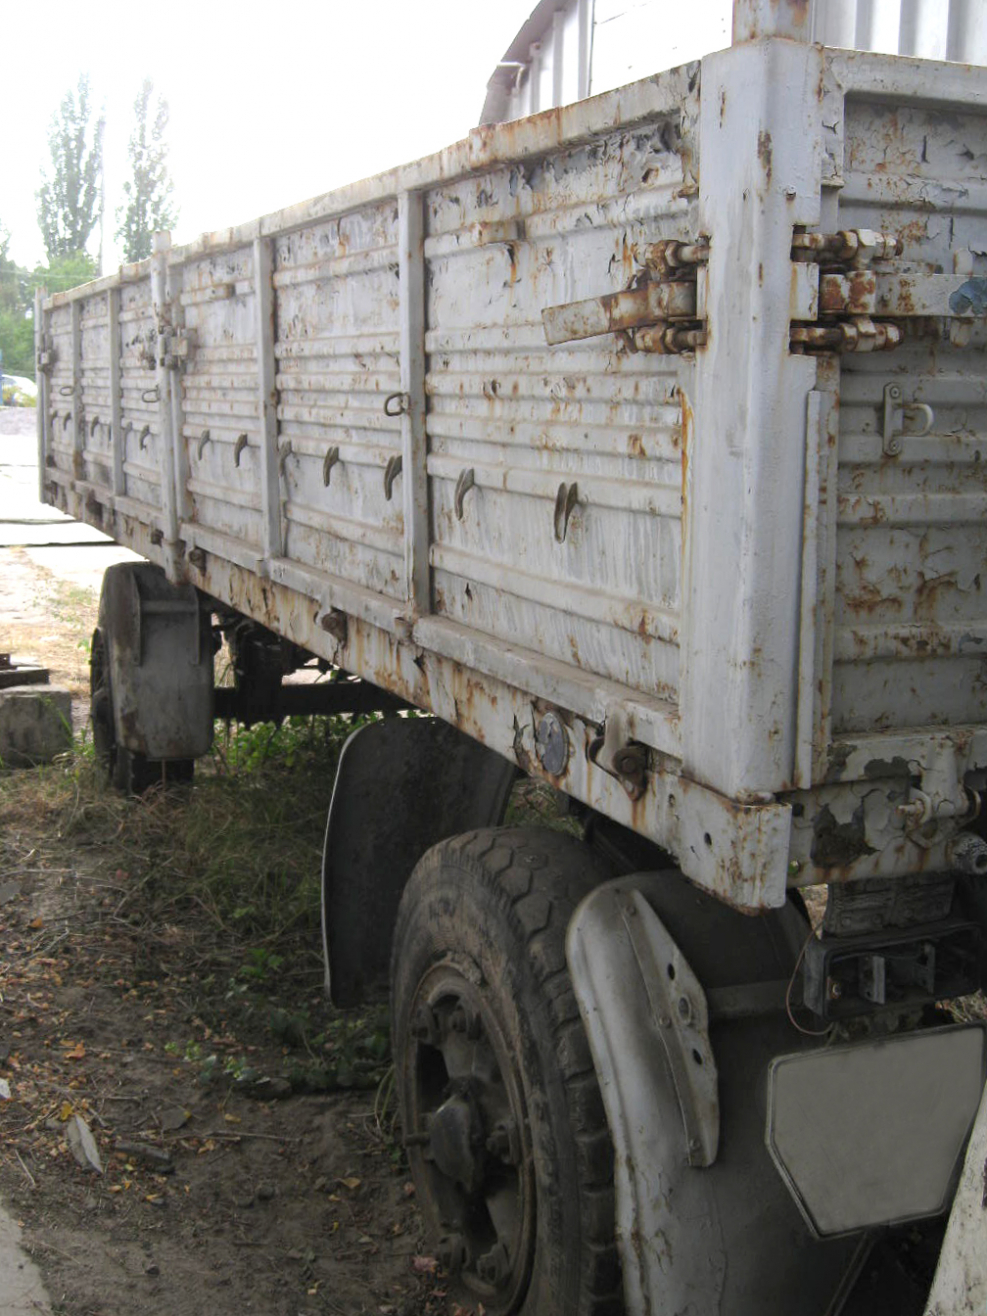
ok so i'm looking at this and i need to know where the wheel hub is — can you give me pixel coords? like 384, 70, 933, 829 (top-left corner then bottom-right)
404, 967, 535, 1311
429, 1090, 484, 1194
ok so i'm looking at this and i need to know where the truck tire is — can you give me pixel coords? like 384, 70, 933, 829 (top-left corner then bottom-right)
89, 628, 193, 793
391, 827, 621, 1316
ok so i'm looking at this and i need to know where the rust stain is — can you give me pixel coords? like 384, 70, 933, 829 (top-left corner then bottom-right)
678, 386, 693, 529
757, 130, 773, 186
627, 433, 646, 458
915, 571, 958, 622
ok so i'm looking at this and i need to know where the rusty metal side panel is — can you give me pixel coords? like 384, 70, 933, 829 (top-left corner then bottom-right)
117, 276, 162, 516
828, 71, 987, 735
44, 303, 76, 491
78, 293, 113, 499
179, 246, 266, 552
272, 204, 405, 601
424, 121, 695, 694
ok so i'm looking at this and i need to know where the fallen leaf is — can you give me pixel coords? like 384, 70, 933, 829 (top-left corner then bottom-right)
340, 1176, 361, 1190
412, 1256, 439, 1275
29, 917, 43, 930
65, 1114, 103, 1174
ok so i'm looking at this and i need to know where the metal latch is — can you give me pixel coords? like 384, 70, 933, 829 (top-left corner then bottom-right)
158, 333, 193, 369
541, 238, 708, 355
36, 334, 56, 374
881, 383, 933, 457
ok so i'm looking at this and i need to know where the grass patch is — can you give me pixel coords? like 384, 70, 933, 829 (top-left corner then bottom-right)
0, 713, 397, 1095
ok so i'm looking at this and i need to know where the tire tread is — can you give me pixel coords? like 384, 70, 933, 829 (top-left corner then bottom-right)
393, 826, 621, 1316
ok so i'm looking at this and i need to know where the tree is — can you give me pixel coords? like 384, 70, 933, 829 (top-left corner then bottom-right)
0, 224, 34, 380
116, 79, 179, 263
31, 251, 99, 295
37, 75, 105, 264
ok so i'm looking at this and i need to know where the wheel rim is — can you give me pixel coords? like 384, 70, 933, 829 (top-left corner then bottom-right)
404, 962, 536, 1312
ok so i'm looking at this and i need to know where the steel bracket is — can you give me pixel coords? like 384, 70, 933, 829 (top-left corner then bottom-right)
542, 235, 708, 354
882, 383, 934, 457
617, 888, 719, 1165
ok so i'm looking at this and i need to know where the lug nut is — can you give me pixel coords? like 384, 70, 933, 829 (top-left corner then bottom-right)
485, 1119, 520, 1165
448, 1004, 481, 1039
437, 1232, 469, 1273
411, 1005, 438, 1044
476, 1241, 510, 1286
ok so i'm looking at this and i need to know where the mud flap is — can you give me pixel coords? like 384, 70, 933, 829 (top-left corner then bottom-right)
567, 871, 861, 1316
321, 717, 516, 1007
924, 1075, 987, 1316
97, 562, 213, 760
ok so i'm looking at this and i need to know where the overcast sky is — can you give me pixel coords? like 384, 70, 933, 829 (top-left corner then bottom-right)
0, 0, 538, 270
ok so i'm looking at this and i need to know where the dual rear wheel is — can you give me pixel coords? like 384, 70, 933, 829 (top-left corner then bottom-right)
391, 828, 622, 1316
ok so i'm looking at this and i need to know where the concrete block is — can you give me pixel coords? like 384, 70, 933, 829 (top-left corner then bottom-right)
0, 686, 73, 767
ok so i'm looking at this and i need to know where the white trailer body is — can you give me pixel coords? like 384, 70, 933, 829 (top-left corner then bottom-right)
37, 2, 987, 1311
38, 29, 987, 911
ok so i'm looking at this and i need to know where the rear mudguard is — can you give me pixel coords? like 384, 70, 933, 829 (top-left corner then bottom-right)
321, 716, 516, 1006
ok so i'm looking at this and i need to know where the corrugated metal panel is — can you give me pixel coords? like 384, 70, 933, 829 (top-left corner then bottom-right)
180, 247, 266, 554
117, 277, 161, 516
424, 123, 692, 694
45, 303, 76, 489
274, 204, 405, 601
830, 82, 987, 734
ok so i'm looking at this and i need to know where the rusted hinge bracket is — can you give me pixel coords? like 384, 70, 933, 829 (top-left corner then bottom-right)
158, 332, 194, 370
790, 229, 987, 355
36, 334, 57, 374
541, 237, 709, 355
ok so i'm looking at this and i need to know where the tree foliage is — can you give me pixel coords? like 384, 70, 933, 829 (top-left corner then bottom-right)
31, 251, 99, 294
0, 224, 34, 379
0, 236, 98, 382
37, 75, 105, 263
116, 79, 179, 263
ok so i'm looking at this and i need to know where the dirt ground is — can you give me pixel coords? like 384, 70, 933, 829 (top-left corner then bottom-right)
0, 413, 449, 1316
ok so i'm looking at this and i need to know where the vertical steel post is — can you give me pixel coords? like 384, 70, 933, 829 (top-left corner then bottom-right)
69, 299, 83, 484
813, 0, 859, 47
577, 0, 593, 98
254, 235, 283, 566
899, 0, 946, 57
528, 42, 542, 114
732, 0, 813, 43
108, 286, 124, 498
398, 191, 430, 620
166, 256, 191, 528
552, 9, 566, 107
947, 0, 987, 62
150, 233, 181, 576
854, 0, 880, 50
683, 38, 824, 798
34, 287, 48, 502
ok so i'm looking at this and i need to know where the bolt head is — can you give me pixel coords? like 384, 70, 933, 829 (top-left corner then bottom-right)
484, 1119, 519, 1165
476, 1242, 510, 1286
437, 1233, 468, 1273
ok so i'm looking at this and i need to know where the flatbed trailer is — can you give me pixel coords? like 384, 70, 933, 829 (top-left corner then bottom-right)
37, 2, 987, 1311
